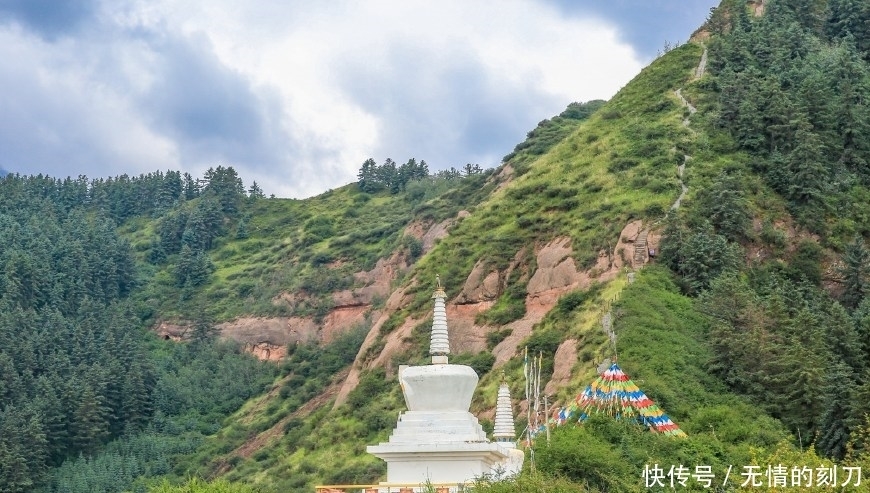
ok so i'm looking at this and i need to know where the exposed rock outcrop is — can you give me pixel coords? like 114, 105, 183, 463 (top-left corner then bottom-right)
751, 0, 766, 16
154, 322, 188, 341
526, 237, 578, 296
244, 342, 287, 362
157, 245, 417, 362
456, 259, 500, 304
337, 220, 646, 402
422, 218, 456, 252
545, 339, 578, 395
218, 316, 318, 351
404, 213, 461, 254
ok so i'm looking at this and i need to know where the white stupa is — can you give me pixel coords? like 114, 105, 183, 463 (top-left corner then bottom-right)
492, 380, 524, 476
367, 277, 524, 486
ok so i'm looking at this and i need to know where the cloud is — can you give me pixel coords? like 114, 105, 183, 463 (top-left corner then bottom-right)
543, 0, 718, 59
199, 0, 644, 194
0, 27, 178, 177
0, 0, 652, 197
0, 0, 97, 39
139, 32, 288, 168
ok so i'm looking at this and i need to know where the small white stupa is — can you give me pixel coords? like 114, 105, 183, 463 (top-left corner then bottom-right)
492, 380, 524, 476
367, 277, 524, 486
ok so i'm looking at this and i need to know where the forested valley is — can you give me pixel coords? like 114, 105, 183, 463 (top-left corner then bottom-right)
0, 161, 495, 492
0, 170, 278, 492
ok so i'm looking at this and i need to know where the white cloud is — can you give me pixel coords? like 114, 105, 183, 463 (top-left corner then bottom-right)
1, 0, 643, 197
0, 25, 179, 177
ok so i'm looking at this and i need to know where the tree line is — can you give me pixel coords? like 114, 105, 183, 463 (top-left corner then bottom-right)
356, 157, 484, 194
0, 166, 267, 225
709, 0, 870, 232
0, 168, 276, 492
660, 0, 870, 461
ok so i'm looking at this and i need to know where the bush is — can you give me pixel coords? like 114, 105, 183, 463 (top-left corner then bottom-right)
608, 158, 641, 173
323, 461, 385, 486
346, 368, 391, 410
476, 297, 526, 326
476, 278, 527, 326
535, 419, 635, 491
644, 202, 666, 218
402, 235, 423, 260
149, 477, 259, 492
525, 330, 561, 356
452, 352, 496, 376
486, 328, 512, 349
469, 472, 586, 493
303, 216, 334, 242
555, 284, 602, 315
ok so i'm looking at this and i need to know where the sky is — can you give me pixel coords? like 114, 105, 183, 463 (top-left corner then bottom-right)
0, 0, 720, 198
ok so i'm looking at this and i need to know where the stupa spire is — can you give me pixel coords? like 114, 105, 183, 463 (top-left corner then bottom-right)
493, 378, 517, 443
430, 275, 450, 364
368, 275, 525, 483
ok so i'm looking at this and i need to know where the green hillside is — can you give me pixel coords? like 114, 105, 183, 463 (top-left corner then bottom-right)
4, 0, 870, 492
164, 0, 870, 489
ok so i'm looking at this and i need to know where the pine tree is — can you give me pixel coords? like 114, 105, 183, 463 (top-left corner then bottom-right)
247, 181, 265, 199
0, 352, 21, 406
841, 234, 870, 309
693, 172, 751, 241
121, 362, 153, 433
357, 158, 379, 193
190, 309, 219, 348
174, 245, 214, 287
786, 119, 830, 209
853, 297, 870, 368
235, 217, 249, 239
379, 158, 400, 193
817, 362, 859, 459
825, 302, 865, 373
182, 172, 200, 200
0, 440, 32, 493
71, 386, 111, 455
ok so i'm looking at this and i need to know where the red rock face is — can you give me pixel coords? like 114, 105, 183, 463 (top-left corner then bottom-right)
159, 216, 651, 407
339, 222, 647, 389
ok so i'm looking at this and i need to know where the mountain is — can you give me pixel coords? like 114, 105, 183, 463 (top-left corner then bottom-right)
4, 0, 870, 492
162, 1, 870, 489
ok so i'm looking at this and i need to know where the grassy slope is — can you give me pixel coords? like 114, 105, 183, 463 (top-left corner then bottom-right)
370, 43, 705, 328
127, 172, 500, 323
159, 41, 806, 492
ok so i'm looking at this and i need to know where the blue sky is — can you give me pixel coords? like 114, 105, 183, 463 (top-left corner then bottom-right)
0, 0, 719, 197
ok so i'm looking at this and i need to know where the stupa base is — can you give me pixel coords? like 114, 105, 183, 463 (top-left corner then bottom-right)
367, 442, 512, 484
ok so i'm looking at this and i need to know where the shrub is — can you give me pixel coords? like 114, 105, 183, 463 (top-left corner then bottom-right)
608, 158, 640, 173
486, 328, 512, 349
525, 330, 561, 356
452, 352, 496, 376
402, 235, 423, 260
346, 368, 391, 409
555, 284, 602, 315
303, 216, 334, 242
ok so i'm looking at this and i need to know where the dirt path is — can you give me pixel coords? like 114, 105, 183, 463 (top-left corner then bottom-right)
671, 158, 690, 210
674, 88, 696, 121
671, 90, 693, 211
694, 48, 708, 80
670, 48, 705, 211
